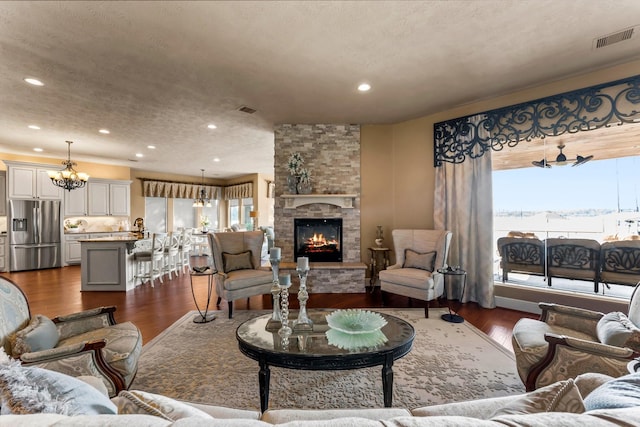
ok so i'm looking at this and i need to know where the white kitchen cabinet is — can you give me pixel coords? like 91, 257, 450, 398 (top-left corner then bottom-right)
0, 236, 6, 272
64, 186, 87, 216
64, 234, 88, 265
5, 162, 63, 200
0, 172, 6, 216
87, 180, 130, 216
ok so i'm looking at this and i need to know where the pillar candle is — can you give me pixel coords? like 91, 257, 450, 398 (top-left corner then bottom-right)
297, 256, 309, 271
279, 274, 291, 287
270, 247, 281, 261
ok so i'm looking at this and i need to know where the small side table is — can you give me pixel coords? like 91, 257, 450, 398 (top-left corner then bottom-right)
437, 268, 467, 323
368, 247, 390, 292
189, 267, 217, 323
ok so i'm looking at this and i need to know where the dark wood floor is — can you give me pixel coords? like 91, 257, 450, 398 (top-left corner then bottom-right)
0, 265, 537, 352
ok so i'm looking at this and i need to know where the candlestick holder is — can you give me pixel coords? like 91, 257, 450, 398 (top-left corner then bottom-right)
265, 258, 282, 331
278, 278, 292, 343
293, 267, 313, 332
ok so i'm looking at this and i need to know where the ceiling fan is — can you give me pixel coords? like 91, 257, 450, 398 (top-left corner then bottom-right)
531, 144, 594, 168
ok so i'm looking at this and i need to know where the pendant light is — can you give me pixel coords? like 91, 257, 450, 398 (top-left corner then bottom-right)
193, 169, 212, 208
47, 141, 89, 191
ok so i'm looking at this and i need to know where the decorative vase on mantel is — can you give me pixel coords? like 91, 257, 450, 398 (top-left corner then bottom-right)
287, 175, 312, 194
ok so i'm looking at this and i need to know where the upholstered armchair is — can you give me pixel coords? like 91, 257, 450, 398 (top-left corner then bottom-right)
379, 229, 452, 318
0, 276, 142, 397
512, 282, 640, 391
209, 230, 274, 318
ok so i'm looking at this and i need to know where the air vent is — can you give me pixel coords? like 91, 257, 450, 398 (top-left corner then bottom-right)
594, 27, 636, 49
237, 105, 257, 114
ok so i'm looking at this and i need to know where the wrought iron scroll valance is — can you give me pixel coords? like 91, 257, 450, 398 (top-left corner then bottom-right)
434, 74, 640, 166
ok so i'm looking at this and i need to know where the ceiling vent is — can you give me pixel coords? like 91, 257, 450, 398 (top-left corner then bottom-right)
237, 105, 257, 114
593, 26, 636, 49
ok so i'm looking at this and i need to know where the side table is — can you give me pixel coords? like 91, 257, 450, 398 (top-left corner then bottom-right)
189, 267, 217, 323
437, 268, 467, 323
368, 247, 390, 292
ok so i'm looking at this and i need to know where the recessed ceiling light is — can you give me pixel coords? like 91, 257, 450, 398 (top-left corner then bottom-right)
147, 145, 156, 149
358, 83, 371, 92
213, 158, 220, 162
28, 125, 40, 130
135, 153, 143, 158
33, 148, 43, 152
98, 129, 110, 134
207, 124, 217, 129
24, 78, 44, 86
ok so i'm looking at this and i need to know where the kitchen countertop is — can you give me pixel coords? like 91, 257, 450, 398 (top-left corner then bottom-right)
78, 236, 140, 242
64, 230, 132, 235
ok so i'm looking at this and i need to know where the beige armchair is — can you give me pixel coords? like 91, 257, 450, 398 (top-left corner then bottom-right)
512, 282, 640, 391
209, 230, 274, 318
379, 229, 452, 318
0, 276, 142, 397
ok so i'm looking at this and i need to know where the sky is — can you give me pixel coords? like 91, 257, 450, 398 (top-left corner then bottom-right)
493, 156, 640, 212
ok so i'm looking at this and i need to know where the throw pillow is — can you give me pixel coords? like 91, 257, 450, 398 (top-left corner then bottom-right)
584, 372, 640, 411
10, 314, 60, 358
403, 249, 437, 272
490, 378, 585, 417
596, 311, 640, 351
222, 250, 254, 273
0, 360, 116, 415
113, 390, 213, 420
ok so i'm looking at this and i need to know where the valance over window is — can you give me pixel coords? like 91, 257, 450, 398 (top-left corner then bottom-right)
434, 74, 640, 166
142, 180, 222, 200
224, 182, 253, 200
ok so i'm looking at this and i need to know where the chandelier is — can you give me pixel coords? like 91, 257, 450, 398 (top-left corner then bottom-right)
531, 144, 593, 168
47, 141, 89, 191
193, 169, 212, 208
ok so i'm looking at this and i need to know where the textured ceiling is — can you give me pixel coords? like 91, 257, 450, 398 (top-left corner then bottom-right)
1, 1, 640, 179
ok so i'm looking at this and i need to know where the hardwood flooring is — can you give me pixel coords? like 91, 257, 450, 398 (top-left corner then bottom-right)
0, 264, 537, 352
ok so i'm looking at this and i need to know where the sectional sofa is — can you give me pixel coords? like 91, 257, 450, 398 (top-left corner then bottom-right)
2, 363, 640, 426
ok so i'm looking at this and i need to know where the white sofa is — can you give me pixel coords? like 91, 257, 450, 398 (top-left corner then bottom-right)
3, 367, 640, 426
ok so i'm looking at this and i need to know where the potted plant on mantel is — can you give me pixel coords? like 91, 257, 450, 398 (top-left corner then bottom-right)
287, 152, 312, 194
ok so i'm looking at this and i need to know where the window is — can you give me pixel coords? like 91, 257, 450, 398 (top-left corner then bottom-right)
227, 198, 254, 229
242, 197, 253, 229
173, 199, 196, 230
145, 197, 167, 233
202, 200, 220, 230
229, 199, 239, 227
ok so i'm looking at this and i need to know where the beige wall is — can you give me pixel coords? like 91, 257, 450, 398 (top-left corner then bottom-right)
360, 58, 640, 281
0, 152, 131, 179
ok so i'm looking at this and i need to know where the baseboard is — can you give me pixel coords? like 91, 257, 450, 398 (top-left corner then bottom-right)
495, 296, 541, 314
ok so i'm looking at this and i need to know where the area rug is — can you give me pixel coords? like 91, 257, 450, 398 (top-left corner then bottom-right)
131, 308, 525, 410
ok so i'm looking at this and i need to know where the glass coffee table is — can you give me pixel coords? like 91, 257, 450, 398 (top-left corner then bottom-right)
236, 309, 415, 412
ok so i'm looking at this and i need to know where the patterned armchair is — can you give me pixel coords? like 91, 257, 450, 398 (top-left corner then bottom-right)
0, 276, 142, 397
512, 282, 640, 391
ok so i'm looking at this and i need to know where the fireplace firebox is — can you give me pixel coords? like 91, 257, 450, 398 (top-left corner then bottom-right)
294, 218, 342, 262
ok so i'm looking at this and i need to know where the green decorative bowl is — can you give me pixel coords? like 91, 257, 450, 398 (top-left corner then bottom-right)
325, 309, 387, 335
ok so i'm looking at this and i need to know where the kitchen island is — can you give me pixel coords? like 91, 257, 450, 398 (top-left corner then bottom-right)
79, 236, 143, 291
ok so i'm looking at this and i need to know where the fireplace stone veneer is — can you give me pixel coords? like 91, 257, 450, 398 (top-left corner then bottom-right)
274, 124, 365, 293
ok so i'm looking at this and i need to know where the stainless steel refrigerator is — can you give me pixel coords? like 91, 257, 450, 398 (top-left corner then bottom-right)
9, 199, 62, 271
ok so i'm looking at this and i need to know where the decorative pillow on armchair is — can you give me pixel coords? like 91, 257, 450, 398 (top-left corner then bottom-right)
9, 314, 60, 358
222, 250, 254, 273
596, 311, 640, 351
403, 250, 437, 272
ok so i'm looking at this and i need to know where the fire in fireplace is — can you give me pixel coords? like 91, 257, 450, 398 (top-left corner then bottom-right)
294, 218, 342, 262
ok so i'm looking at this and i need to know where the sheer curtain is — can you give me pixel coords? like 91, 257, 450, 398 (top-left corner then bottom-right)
434, 114, 495, 308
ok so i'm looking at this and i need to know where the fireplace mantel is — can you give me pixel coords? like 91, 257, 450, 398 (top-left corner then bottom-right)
281, 194, 356, 209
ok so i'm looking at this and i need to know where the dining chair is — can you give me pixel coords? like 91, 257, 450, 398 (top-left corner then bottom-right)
133, 232, 166, 287
163, 231, 181, 279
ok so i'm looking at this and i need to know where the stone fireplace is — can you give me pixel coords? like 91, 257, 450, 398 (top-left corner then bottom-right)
273, 124, 365, 293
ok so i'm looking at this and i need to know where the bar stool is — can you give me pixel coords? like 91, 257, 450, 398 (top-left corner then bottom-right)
178, 228, 193, 275
163, 231, 181, 280
133, 233, 166, 287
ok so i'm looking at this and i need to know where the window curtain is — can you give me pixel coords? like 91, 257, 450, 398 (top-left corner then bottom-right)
224, 182, 253, 200
142, 180, 221, 200
434, 114, 495, 308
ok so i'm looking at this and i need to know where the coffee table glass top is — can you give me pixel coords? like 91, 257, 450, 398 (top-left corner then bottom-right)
236, 309, 414, 356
